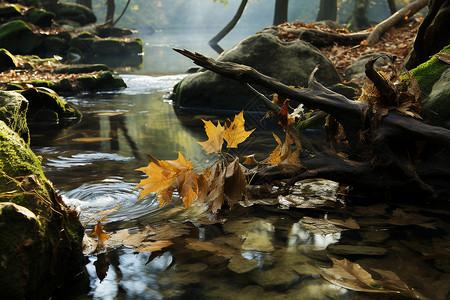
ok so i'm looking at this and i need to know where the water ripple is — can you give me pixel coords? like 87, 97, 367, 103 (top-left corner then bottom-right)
46, 152, 133, 168
120, 74, 187, 95
62, 177, 158, 226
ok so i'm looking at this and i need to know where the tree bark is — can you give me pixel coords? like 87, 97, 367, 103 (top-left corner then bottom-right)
316, 0, 337, 22
273, 0, 289, 25
173, 48, 450, 200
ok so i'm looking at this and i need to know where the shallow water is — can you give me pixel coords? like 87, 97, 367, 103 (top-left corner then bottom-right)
31, 75, 450, 300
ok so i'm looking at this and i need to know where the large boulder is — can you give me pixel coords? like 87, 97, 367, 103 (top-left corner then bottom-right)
0, 120, 85, 299
0, 20, 42, 54
26, 7, 55, 27
0, 91, 29, 142
173, 33, 341, 112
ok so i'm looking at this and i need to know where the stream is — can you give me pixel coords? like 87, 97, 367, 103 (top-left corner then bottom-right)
29, 33, 450, 299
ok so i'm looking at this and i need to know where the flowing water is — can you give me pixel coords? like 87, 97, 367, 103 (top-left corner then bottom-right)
29, 35, 450, 299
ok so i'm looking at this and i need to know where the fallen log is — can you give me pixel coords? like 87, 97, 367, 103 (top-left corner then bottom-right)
174, 48, 450, 200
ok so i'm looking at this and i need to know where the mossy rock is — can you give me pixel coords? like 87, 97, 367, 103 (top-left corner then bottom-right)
55, 2, 96, 26
410, 45, 450, 97
422, 67, 450, 129
26, 7, 55, 27
0, 48, 18, 72
20, 88, 81, 127
54, 78, 74, 94
124, 38, 143, 54
55, 63, 110, 74
90, 39, 124, 56
0, 91, 29, 143
29, 80, 56, 89
38, 36, 67, 56
0, 4, 21, 20
69, 35, 95, 53
0, 121, 84, 299
75, 71, 126, 92
0, 20, 43, 54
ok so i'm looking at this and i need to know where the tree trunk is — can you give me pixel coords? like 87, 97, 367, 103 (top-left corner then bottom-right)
405, 0, 450, 69
387, 0, 397, 14
105, 0, 115, 26
347, 0, 371, 31
76, 0, 92, 10
273, 0, 289, 25
209, 0, 248, 54
316, 0, 337, 22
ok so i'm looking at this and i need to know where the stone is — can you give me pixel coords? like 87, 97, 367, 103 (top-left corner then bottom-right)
228, 255, 259, 273
55, 63, 110, 74
326, 244, 388, 256
0, 20, 42, 54
173, 33, 341, 112
19, 88, 81, 127
422, 67, 450, 128
39, 36, 67, 56
344, 52, 393, 82
0, 91, 29, 143
0, 122, 84, 300
0, 4, 22, 20
26, 7, 55, 27
90, 38, 123, 56
410, 44, 450, 97
252, 267, 299, 287
0, 48, 18, 72
55, 2, 96, 26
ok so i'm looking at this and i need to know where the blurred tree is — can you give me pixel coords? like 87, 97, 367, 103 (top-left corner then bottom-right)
273, 0, 288, 25
316, 0, 337, 21
347, 0, 371, 30
77, 0, 92, 10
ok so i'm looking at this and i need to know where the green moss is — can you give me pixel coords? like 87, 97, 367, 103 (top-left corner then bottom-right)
0, 122, 84, 299
0, 20, 43, 54
26, 8, 55, 27
410, 45, 450, 97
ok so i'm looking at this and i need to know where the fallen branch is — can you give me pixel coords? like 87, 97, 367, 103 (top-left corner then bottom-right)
174, 49, 450, 199
367, 0, 428, 45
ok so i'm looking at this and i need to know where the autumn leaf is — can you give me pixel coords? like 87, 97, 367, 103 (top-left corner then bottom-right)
223, 111, 255, 148
224, 157, 247, 206
264, 133, 300, 167
435, 52, 450, 64
135, 151, 204, 208
92, 220, 110, 250
197, 119, 225, 154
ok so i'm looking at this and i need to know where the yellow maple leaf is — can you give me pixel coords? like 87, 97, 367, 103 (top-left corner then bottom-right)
223, 111, 255, 148
197, 120, 225, 154
91, 221, 110, 250
135, 151, 204, 208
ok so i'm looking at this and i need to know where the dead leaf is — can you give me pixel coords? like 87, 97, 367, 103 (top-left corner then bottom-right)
91, 220, 110, 250
224, 157, 247, 206
386, 208, 436, 229
223, 111, 255, 148
94, 253, 109, 282
328, 217, 360, 230
134, 240, 174, 253
197, 119, 225, 154
135, 151, 204, 208
317, 257, 398, 294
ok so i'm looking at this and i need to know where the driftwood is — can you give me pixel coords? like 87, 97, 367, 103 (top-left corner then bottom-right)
294, 28, 369, 47
174, 48, 450, 200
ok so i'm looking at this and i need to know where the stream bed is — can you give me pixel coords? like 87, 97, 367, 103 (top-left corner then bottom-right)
29, 75, 450, 300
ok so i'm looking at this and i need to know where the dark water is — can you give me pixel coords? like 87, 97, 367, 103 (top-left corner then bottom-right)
31, 74, 450, 300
